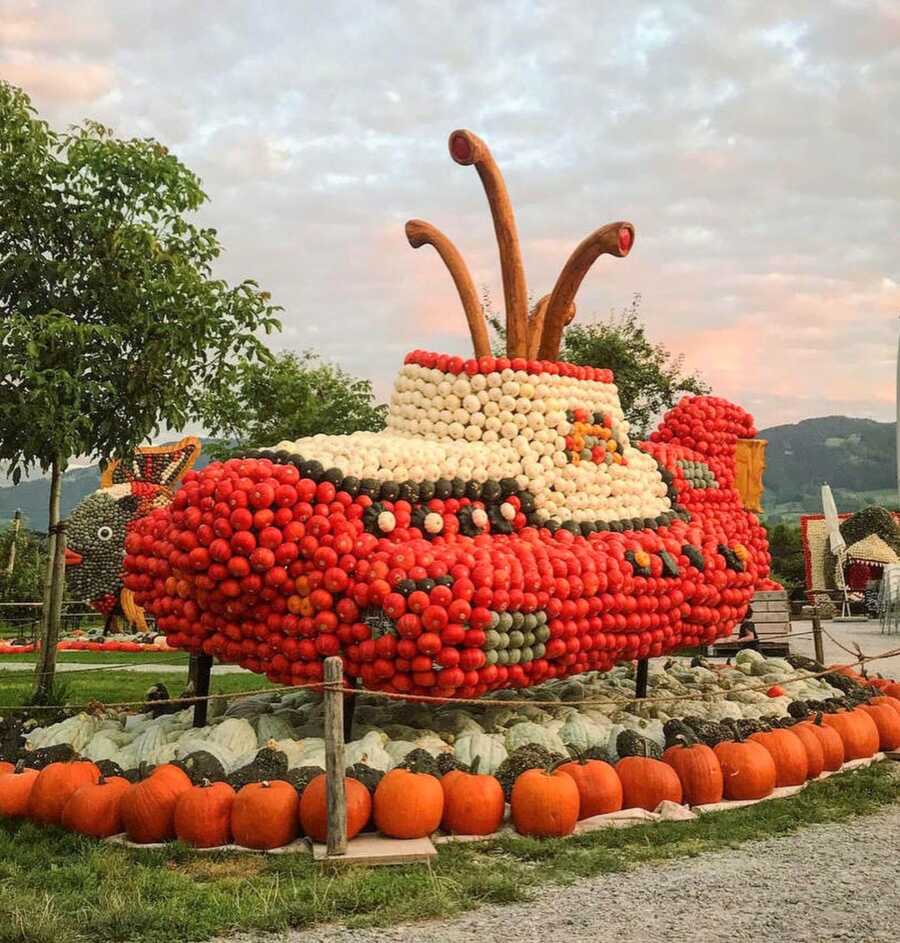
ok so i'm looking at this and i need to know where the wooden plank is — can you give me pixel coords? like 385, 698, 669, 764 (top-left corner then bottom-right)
323, 656, 347, 857
752, 611, 791, 623
312, 834, 437, 866
753, 591, 788, 601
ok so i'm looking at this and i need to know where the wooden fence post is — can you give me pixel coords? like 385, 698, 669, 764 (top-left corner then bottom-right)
811, 607, 825, 666
191, 654, 213, 728
324, 656, 347, 857
635, 657, 649, 698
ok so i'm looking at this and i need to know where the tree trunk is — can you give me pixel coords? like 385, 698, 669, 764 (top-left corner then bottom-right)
33, 458, 66, 703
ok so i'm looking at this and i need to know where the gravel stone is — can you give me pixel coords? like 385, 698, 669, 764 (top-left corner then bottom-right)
250, 806, 900, 943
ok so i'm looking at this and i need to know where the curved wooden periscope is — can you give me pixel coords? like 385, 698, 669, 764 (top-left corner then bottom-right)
405, 220, 491, 358
448, 129, 529, 359
527, 294, 576, 360
537, 221, 635, 361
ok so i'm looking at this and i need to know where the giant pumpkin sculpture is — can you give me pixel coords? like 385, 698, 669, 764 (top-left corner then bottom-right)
122, 129, 772, 698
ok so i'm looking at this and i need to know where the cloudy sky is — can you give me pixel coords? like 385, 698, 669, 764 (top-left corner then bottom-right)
2, 0, 898, 431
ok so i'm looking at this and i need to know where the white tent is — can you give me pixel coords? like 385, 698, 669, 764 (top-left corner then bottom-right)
821, 483, 850, 617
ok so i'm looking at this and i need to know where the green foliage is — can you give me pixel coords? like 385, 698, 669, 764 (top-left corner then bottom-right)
198, 350, 386, 459
484, 293, 708, 438
0, 81, 281, 480
764, 521, 806, 595
0, 522, 47, 615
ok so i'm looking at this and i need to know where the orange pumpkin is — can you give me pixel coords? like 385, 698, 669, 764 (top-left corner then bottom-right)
231, 780, 299, 849
796, 716, 844, 771
61, 776, 130, 838
511, 768, 580, 837
788, 724, 825, 779
299, 774, 371, 843
174, 780, 236, 848
557, 758, 623, 819
0, 766, 39, 818
616, 756, 682, 811
867, 695, 900, 718
440, 766, 505, 835
822, 709, 879, 760
28, 761, 100, 826
749, 730, 808, 786
119, 763, 192, 843
374, 769, 443, 839
662, 736, 724, 806
882, 682, 900, 700
859, 703, 900, 751
713, 738, 776, 800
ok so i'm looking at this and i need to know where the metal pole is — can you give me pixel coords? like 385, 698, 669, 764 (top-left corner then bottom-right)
191, 653, 213, 727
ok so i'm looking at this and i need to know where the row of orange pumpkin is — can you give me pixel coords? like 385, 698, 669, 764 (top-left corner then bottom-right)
0, 700, 897, 846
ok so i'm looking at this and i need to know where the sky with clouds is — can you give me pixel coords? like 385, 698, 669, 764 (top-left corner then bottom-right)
2, 0, 898, 432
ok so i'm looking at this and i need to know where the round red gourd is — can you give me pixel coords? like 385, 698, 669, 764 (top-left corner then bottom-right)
61, 776, 131, 838
174, 780, 236, 848
616, 757, 682, 811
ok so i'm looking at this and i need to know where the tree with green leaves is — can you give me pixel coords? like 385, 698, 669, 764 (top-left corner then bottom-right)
485, 292, 709, 439
0, 82, 280, 700
198, 350, 386, 460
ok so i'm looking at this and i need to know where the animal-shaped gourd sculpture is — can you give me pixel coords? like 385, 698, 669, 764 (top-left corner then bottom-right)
65, 437, 201, 630
125, 130, 772, 696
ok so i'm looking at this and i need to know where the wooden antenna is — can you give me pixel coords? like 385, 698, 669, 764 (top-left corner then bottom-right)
405, 219, 491, 359
448, 129, 529, 359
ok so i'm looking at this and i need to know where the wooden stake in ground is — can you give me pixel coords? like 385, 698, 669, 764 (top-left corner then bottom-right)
324, 656, 347, 857
812, 607, 825, 665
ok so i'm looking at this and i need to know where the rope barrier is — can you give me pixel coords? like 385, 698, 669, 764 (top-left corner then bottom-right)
4, 640, 900, 718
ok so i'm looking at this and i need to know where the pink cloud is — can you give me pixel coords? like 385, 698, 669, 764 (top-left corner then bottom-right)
1, 60, 113, 103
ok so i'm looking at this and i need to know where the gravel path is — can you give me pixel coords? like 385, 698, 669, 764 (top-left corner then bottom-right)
276, 806, 900, 943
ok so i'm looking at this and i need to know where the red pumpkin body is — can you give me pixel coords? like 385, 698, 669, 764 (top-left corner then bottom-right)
300, 775, 371, 843
749, 730, 808, 786
119, 764, 192, 843
662, 741, 724, 805
822, 709, 880, 760
61, 776, 130, 837
0, 767, 39, 818
28, 761, 100, 826
231, 780, 299, 849
788, 724, 825, 779
557, 759, 623, 819
374, 769, 443, 839
174, 781, 236, 848
713, 739, 776, 800
859, 703, 900, 751
511, 768, 580, 837
616, 757, 683, 811
441, 769, 505, 835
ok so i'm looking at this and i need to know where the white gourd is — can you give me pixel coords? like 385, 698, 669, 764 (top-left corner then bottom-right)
453, 733, 508, 774
414, 734, 453, 756
505, 722, 566, 756
256, 714, 296, 746
132, 726, 170, 766
270, 739, 306, 769
82, 734, 120, 763
559, 714, 608, 753
384, 741, 417, 765
110, 747, 138, 771
210, 718, 258, 756
344, 731, 392, 771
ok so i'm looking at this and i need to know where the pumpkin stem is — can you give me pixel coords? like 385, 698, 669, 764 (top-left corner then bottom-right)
548, 756, 570, 774
201, 777, 211, 788
14, 759, 25, 774
468, 756, 481, 776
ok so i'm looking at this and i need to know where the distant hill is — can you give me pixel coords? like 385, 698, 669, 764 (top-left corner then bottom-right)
760, 416, 897, 520
0, 443, 218, 531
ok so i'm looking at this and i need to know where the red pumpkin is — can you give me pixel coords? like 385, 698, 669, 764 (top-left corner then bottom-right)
788, 724, 825, 779
299, 775, 371, 843
557, 758, 623, 819
28, 761, 100, 826
882, 682, 900, 700
713, 738, 776, 800
511, 768, 580, 837
0, 766, 39, 818
61, 776, 130, 838
440, 767, 505, 835
748, 730, 808, 786
174, 780, 236, 848
822, 709, 879, 760
662, 736, 724, 806
374, 769, 443, 839
119, 764, 192, 843
616, 757, 682, 811
231, 780, 299, 849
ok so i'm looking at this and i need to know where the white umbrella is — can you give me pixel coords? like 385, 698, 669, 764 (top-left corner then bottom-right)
821, 483, 846, 556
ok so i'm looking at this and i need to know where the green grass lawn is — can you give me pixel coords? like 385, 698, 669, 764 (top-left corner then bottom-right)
0, 763, 897, 943
0, 650, 189, 666
0, 669, 276, 711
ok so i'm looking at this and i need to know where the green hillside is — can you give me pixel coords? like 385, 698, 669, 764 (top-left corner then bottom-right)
760, 416, 897, 520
